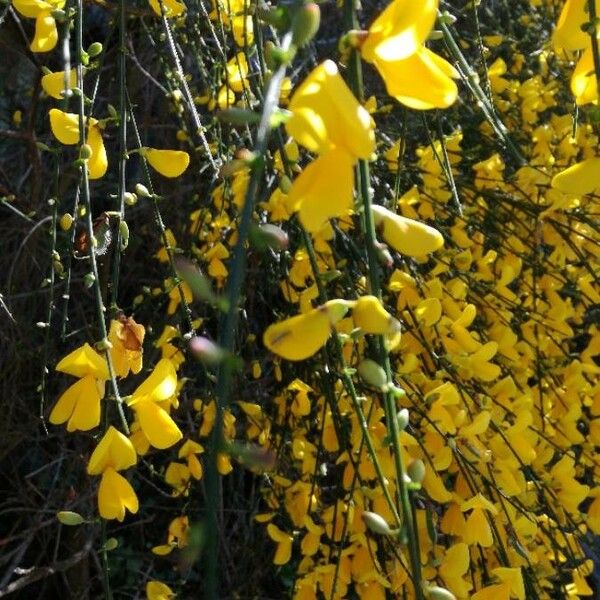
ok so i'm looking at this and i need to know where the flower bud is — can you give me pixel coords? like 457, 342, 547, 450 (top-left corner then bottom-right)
423, 585, 457, 600
87, 42, 103, 57
119, 220, 129, 250
57, 511, 85, 526
250, 223, 289, 252
362, 511, 394, 535
135, 183, 152, 198
79, 144, 93, 160
124, 192, 137, 206
396, 408, 410, 430
292, 3, 320, 48
357, 359, 388, 390
59, 213, 74, 231
102, 537, 119, 551
407, 459, 425, 484
189, 336, 225, 366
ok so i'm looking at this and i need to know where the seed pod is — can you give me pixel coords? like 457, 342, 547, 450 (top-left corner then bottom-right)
87, 42, 103, 57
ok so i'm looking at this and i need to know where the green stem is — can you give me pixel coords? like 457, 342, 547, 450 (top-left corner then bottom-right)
109, 0, 128, 313
75, 0, 128, 437
343, 2, 424, 596
204, 32, 294, 600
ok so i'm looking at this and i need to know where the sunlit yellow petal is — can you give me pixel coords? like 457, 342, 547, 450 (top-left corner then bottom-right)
372, 204, 444, 256
97, 467, 139, 521
55, 342, 109, 379
145, 148, 190, 178
551, 157, 600, 195
135, 399, 183, 449
41, 69, 77, 99
31, 12, 58, 53
87, 426, 137, 475
287, 148, 355, 233
49, 108, 80, 145
87, 123, 107, 179
286, 60, 375, 159
132, 358, 177, 402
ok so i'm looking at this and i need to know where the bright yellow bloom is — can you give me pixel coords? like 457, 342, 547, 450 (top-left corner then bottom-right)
128, 359, 182, 449
178, 439, 204, 479
146, 580, 176, 599
263, 300, 350, 361
48, 109, 107, 179
551, 158, 600, 195
41, 69, 76, 99
49, 374, 104, 431
571, 46, 599, 105
553, 0, 600, 51
352, 295, 400, 335
286, 60, 375, 159
49, 343, 108, 431
13, 0, 65, 52
372, 204, 444, 256
55, 343, 109, 379
361, 0, 458, 109
152, 515, 189, 555
148, 0, 185, 17
144, 148, 190, 178
165, 461, 191, 496
87, 426, 137, 475
109, 316, 145, 378
267, 523, 293, 565
286, 148, 355, 232
361, 0, 438, 63
97, 467, 139, 521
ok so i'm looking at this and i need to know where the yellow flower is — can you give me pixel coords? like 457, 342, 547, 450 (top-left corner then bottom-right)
49, 343, 108, 431
48, 109, 107, 179
109, 316, 145, 378
55, 343, 109, 379
97, 467, 139, 521
263, 299, 350, 361
146, 580, 176, 600
152, 516, 189, 555
552, 157, 600, 195
144, 148, 190, 178
361, 0, 458, 110
12, 0, 65, 52
352, 295, 401, 335
128, 359, 182, 449
49, 374, 104, 432
286, 60, 375, 159
87, 426, 137, 475
41, 69, 77, 99
267, 523, 293, 565
371, 204, 444, 256
178, 439, 204, 479
571, 46, 599, 105
165, 462, 190, 496
286, 148, 355, 232
552, 0, 600, 51
361, 0, 438, 63
148, 0, 185, 17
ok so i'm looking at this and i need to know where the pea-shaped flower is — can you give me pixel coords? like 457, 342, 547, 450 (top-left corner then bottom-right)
49, 343, 109, 432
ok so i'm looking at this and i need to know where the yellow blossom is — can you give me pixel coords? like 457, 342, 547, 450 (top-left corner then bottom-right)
97, 467, 139, 521
263, 300, 350, 361
13, 0, 65, 52
372, 204, 444, 256
286, 148, 355, 232
41, 69, 76, 99
87, 426, 137, 475
144, 148, 190, 178
148, 0, 185, 17
286, 60, 375, 159
109, 316, 145, 378
267, 523, 293, 565
146, 580, 176, 599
